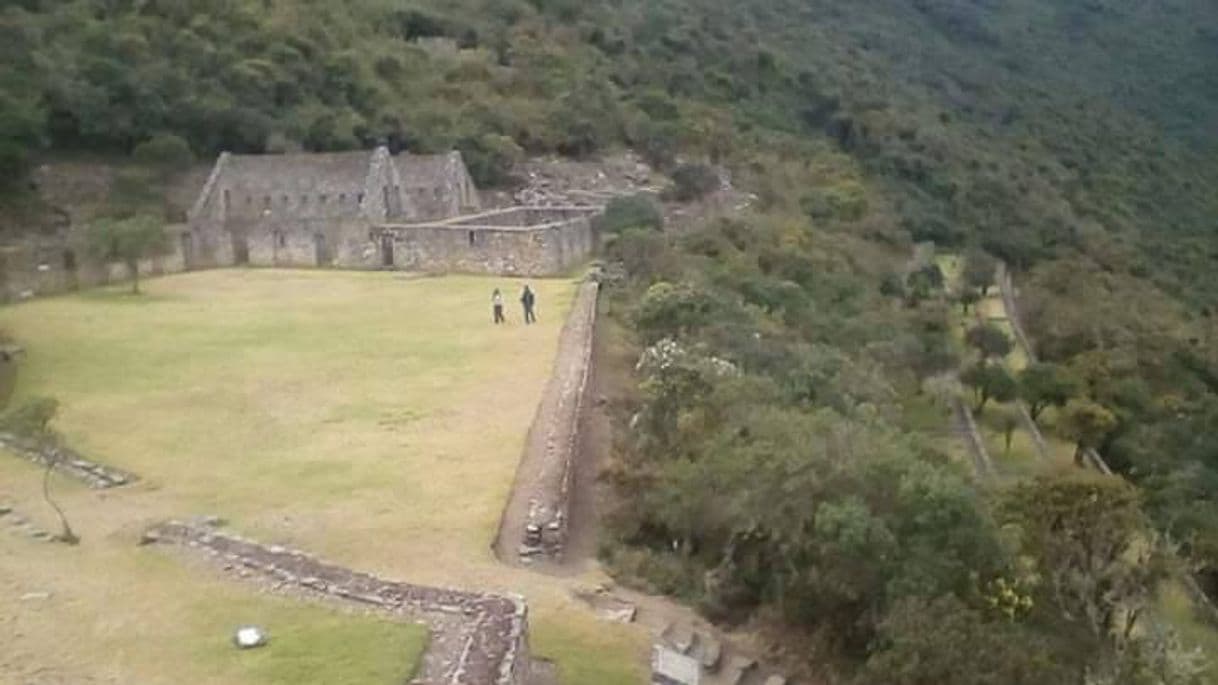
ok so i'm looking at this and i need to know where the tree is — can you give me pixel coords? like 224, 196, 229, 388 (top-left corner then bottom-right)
132, 133, 194, 169
86, 215, 167, 294
1017, 362, 1079, 423
995, 405, 1020, 455
960, 362, 1016, 413
602, 193, 664, 234
634, 281, 717, 342
859, 595, 1072, 685
669, 162, 720, 201
959, 288, 981, 314
1001, 475, 1163, 645
963, 249, 997, 295
965, 323, 1012, 361
0, 398, 78, 544
1059, 398, 1118, 467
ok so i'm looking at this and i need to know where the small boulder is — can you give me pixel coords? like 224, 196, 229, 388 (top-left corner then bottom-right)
234, 626, 268, 649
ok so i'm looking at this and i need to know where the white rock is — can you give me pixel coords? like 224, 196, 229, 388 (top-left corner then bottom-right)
234, 626, 268, 649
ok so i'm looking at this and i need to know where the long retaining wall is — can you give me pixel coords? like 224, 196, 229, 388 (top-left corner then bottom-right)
146, 521, 530, 685
496, 280, 599, 561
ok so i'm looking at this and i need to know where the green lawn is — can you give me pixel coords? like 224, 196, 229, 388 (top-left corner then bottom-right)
0, 269, 646, 684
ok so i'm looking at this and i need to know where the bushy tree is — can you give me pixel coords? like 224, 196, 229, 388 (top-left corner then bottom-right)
132, 133, 194, 169
966, 323, 1012, 360
859, 595, 1072, 685
1017, 362, 1079, 423
602, 193, 664, 234
1059, 398, 1118, 466
669, 162, 719, 201
634, 281, 717, 342
86, 215, 167, 294
1001, 475, 1163, 644
958, 288, 981, 313
961, 362, 1016, 413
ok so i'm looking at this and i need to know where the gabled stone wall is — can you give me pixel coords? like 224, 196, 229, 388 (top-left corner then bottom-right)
375, 206, 598, 277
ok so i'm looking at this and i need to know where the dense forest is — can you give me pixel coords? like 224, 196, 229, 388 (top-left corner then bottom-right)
2, 0, 1217, 682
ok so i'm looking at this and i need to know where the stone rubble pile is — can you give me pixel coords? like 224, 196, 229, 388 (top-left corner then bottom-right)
512, 152, 664, 208
0, 503, 55, 542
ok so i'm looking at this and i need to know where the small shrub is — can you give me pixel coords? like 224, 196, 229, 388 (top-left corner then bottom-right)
132, 133, 194, 169
602, 194, 663, 234
0, 396, 58, 438
605, 227, 676, 283
668, 162, 720, 202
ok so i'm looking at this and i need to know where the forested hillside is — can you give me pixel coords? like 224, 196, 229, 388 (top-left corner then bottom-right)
2, 0, 1217, 682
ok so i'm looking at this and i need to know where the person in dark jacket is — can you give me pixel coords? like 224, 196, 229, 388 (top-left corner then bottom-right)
491, 288, 505, 324
521, 285, 536, 324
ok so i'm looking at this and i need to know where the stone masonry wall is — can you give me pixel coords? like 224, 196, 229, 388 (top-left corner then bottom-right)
377, 206, 598, 277
497, 280, 599, 560
0, 224, 193, 302
146, 521, 530, 685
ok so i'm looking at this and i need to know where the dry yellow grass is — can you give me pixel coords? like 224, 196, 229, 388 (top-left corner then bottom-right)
0, 269, 647, 684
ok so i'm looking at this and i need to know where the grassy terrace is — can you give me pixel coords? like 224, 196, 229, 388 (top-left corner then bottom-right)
0, 270, 646, 684
936, 253, 1218, 672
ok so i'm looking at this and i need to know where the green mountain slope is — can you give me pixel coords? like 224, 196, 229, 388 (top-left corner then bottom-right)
2, 1, 1217, 681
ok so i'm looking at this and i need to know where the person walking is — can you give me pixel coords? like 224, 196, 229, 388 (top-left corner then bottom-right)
492, 288, 505, 324
521, 285, 536, 324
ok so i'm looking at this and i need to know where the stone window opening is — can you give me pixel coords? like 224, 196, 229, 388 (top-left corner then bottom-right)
281, 194, 289, 205
319, 194, 327, 204
263, 195, 271, 207
63, 249, 77, 272
339, 193, 346, 203
357, 193, 364, 203
468, 230, 476, 247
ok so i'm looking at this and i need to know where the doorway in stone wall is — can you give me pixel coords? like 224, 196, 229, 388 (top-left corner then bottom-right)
231, 231, 249, 265
314, 232, 332, 266
380, 235, 394, 267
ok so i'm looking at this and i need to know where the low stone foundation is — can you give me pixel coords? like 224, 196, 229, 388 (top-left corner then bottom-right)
145, 521, 530, 685
0, 433, 136, 489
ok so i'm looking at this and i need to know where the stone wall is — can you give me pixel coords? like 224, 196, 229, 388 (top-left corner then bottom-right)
0, 432, 136, 488
147, 521, 531, 685
397, 152, 480, 220
377, 206, 598, 277
497, 280, 599, 560
0, 224, 193, 302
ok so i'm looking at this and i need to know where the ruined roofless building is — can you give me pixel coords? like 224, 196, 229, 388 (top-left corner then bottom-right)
186, 146, 598, 276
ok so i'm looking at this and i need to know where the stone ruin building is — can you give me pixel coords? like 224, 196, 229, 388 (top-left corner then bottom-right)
0, 146, 600, 300
184, 145, 597, 276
